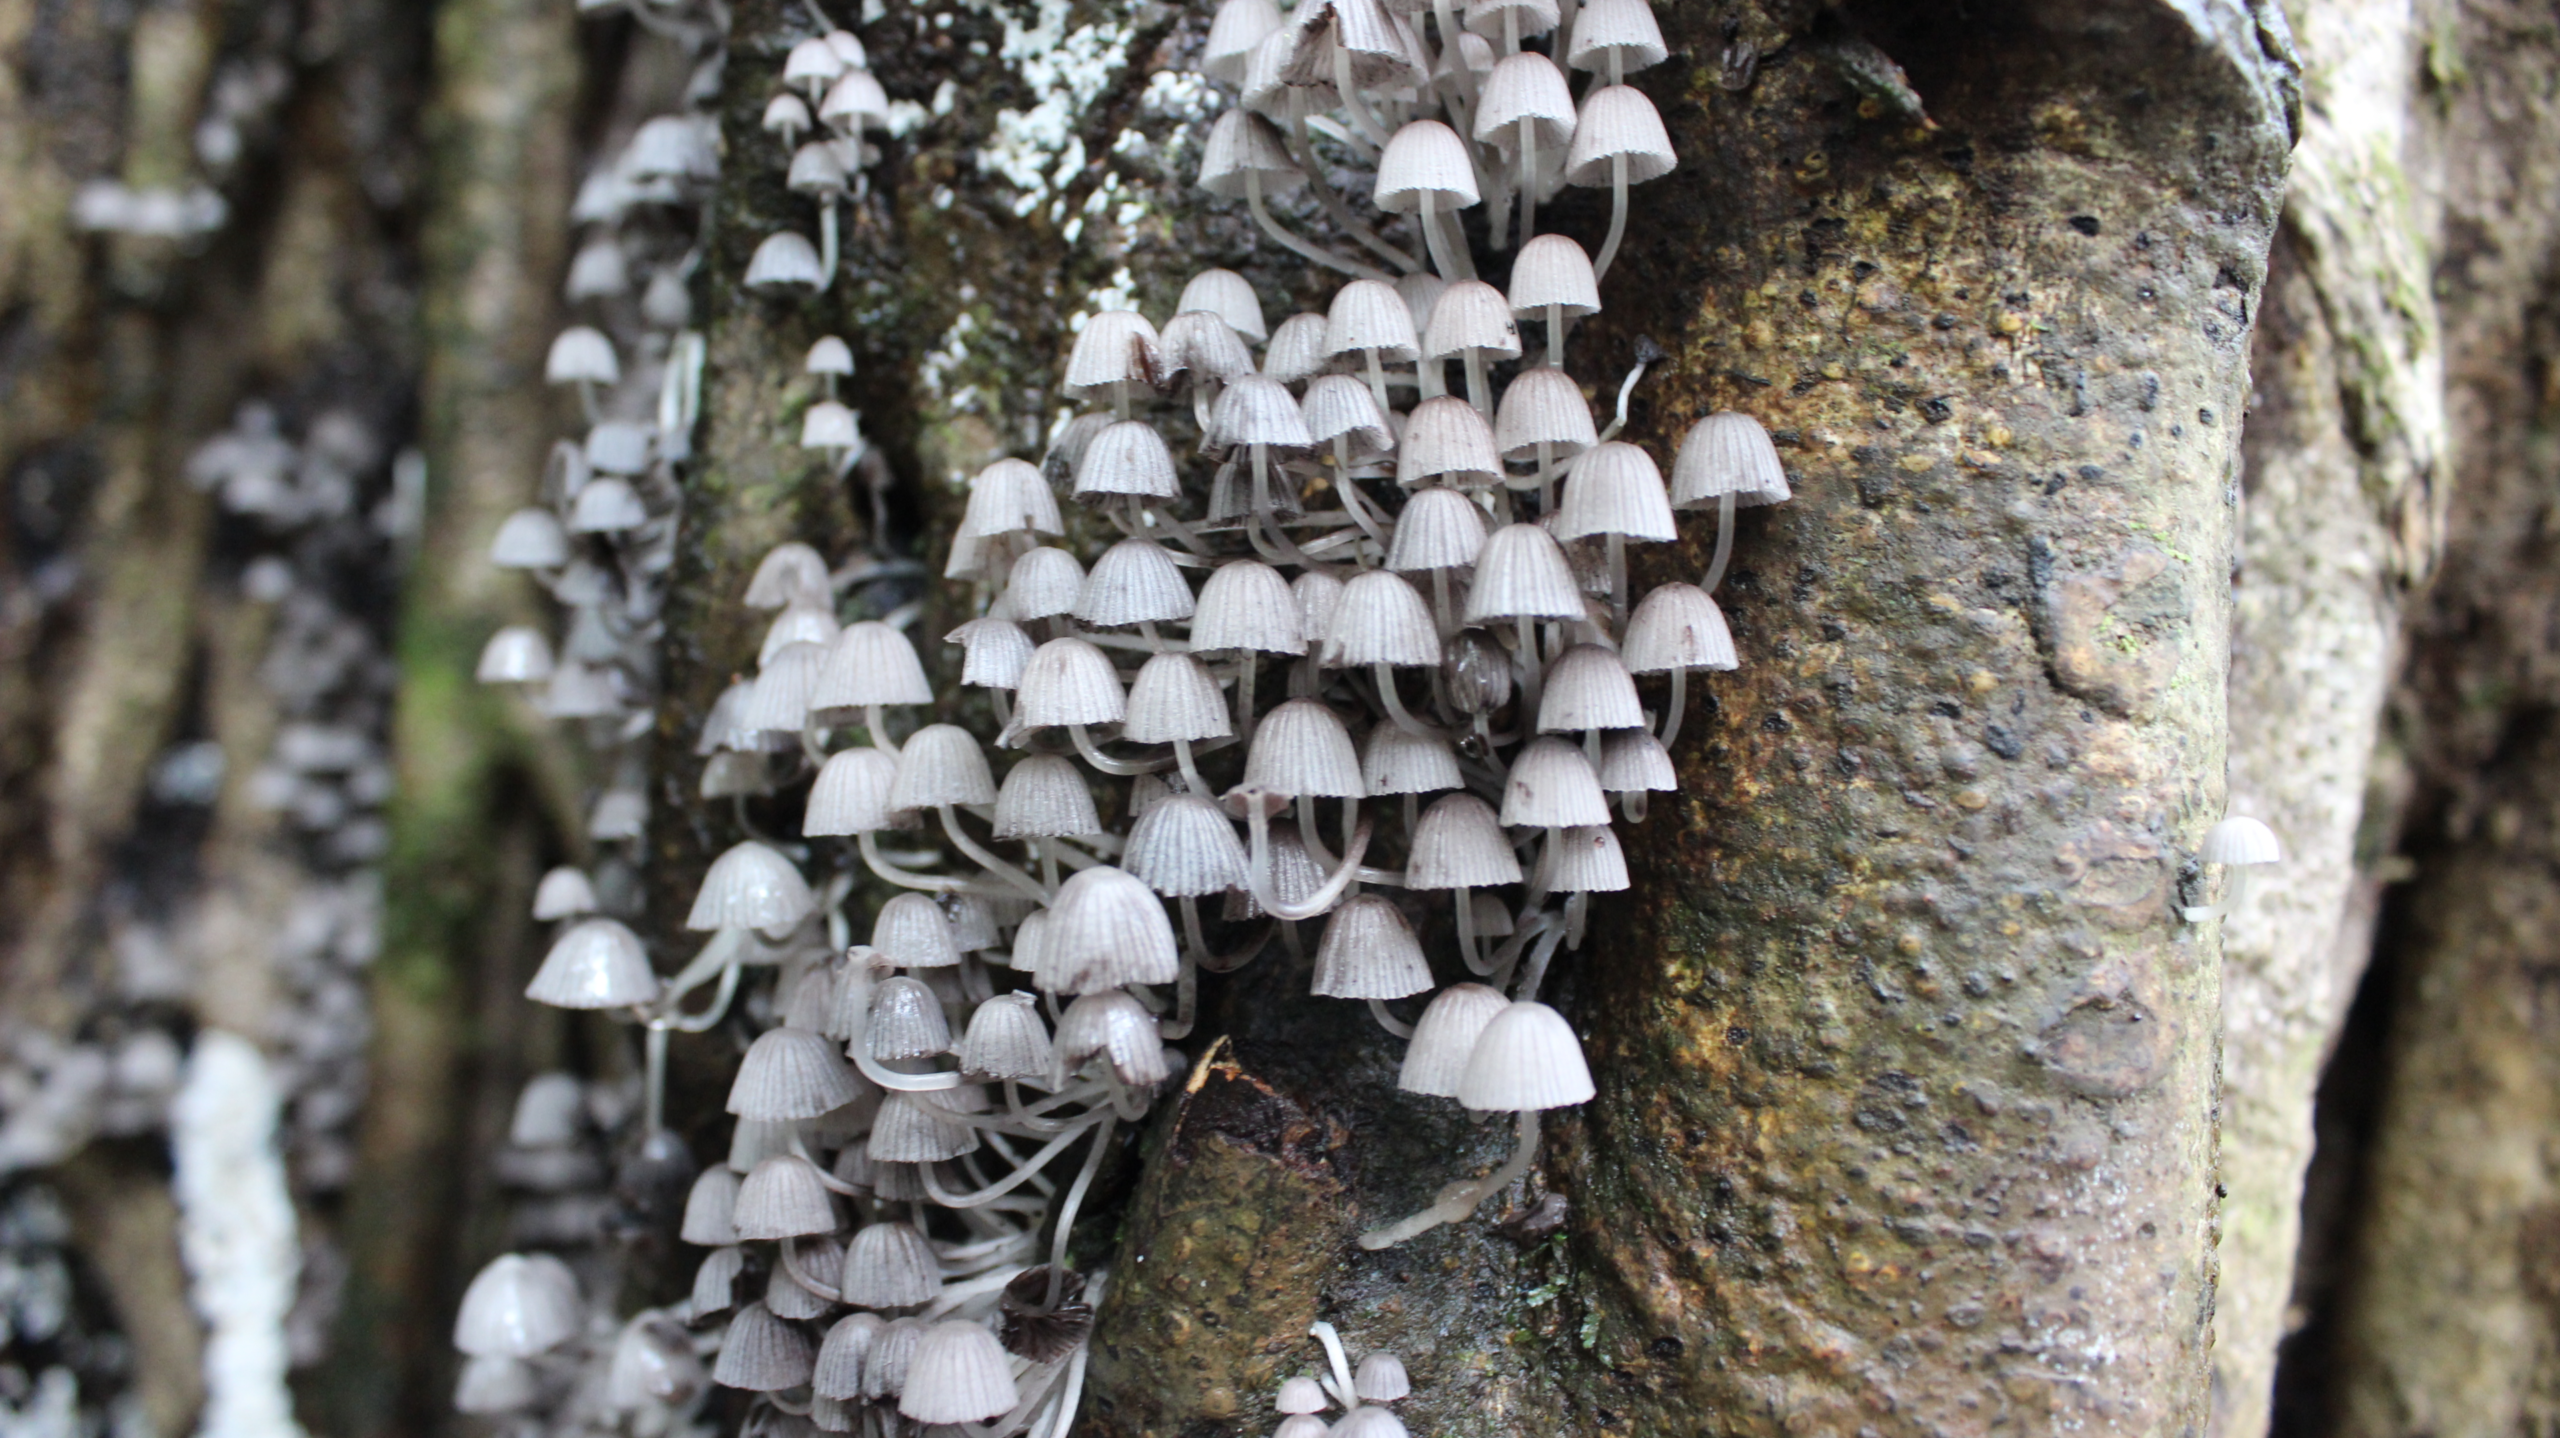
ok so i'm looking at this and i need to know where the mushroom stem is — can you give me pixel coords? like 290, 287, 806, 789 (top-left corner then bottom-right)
1046, 1113, 1117, 1304
860, 830, 972, 892
1659, 665, 1689, 749
1162, 948, 1199, 1040
778, 1236, 846, 1303
819, 198, 839, 291
1607, 532, 1628, 627
1599, 347, 1651, 442
1310, 1322, 1359, 1411
1356, 1109, 1541, 1249
1069, 723, 1176, 775
1701, 491, 1738, 593
1366, 996, 1415, 1038
1456, 885, 1491, 974
1464, 350, 1492, 415
1545, 302, 1566, 368
1593, 153, 1630, 281
1374, 663, 1438, 738
1520, 123, 1539, 241
1514, 908, 1569, 1000
866, 702, 899, 756
1241, 802, 1375, 920
1334, 48, 1395, 149
1248, 167, 1389, 280
1234, 651, 1260, 748
1365, 349, 1394, 415
1252, 445, 1325, 572
643, 1024, 668, 1132
919, 1123, 1092, 1209
938, 804, 1051, 903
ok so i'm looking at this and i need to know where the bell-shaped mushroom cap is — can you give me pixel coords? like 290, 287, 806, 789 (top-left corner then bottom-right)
1276, 1417, 1332, 1438
1387, 486, 1490, 573
1465, 523, 1586, 620
805, 747, 905, 836
1004, 547, 1086, 624
1010, 909, 1055, 984
824, 29, 868, 64
729, 1026, 866, 1124
1396, 271, 1447, 329
490, 508, 569, 568
788, 141, 850, 196
1464, 0, 1557, 39
1178, 267, 1270, 341
994, 754, 1101, 838
1599, 727, 1678, 793
872, 893, 964, 971
680, 1166, 741, 1246
1284, 0, 1416, 88
1064, 309, 1165, 402
745, 231, 827, 289
815, 1312, 884, 1400
1199, 108, 1305, 198
1503, 737, 1611, 827
2202, 816, 2283, 865
1326, 279, 1421, 362
1538, 645, 1645, 732
455, 1253, 583, 1357
1375, 119, 1481, 212
1193, 559, 1307, 655
1508, 234, 1602, 320
741, 642, 826, 737
1493, 366, 1598, 464
604, 1316, 703, 1406
1558, 441, 1677, 542
1125, 652, 1234, 744
1075, 420, 1180, 502
1407, 793, 1525, 889
949, 618, 1035, 690
958, 992, 1054, 1080
1245, 698, 1366, 797
1227, 820, 1327, 920
690, 1245, 747, 1319
963, 457, 1067, 538
900, 1321, 1021, 1424
1277, 1375, 1331, 1414
476, 626, 554, 683
1054, 989, 1172, 1086
1622, 582, 1737, 672
545, 326, 619, 385
1440, 628, 1514, 718
841, 1221, 942, 1308
590, 787, 647, 840
713, 1303, 816, 1392
889, 724, 998, 810
1566, 84, 1678, 187
1400, 982, 1510, 1096
1016, 637, 1128, 729
1302, 374, 1395, 457
1669, 411, 1791, 507
1354, 1352, 1412, 1402
1547, 823, 1631, 893
1313, 895, 1433, 998
1324, 570, 1442, 669
1044, 866, 1182, 992
1243, 26, 1339, 123
1125, 793, 1251, 896
1474, 51, 1574, 149
784, 34, 848, 88
1078, 538, 1197, 627
761, 602, 842, 665
1423, 280, 1523, 362
868, 1091, 981, 1163
819, 68, 892, 131
527, 918, 660, 1009
1295, 570, 1346, 640
806, 335, 855, 377
688, 841, 815, 930
1263, 311, 1335, 384
747, 541, 832, 608
1396, 396, 1503, 489
813, 621, 931, 714
1362, 725, 1461, 797
455, 1354, 539, 1415
532, 866, 599, 921
1565, 0, 1669, 74
863, 1316, 929, 1398
1161, 310, 1258, 390
1204, 0, 1285, 82
568, 475, 648, 532
733, 1154, 839, 1239
1210, 374, 1318, 453
1458, 1001, 1595, 1110
866, 975, 952, 1059
762, 91, 815, 140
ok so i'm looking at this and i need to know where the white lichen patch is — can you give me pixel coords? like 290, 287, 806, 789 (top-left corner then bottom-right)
962, 0, 1135, 219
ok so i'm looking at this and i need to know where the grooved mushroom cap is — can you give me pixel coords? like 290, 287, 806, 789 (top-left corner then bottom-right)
1494, 366, 1599, 463
1243, 28, 1339, 123
1475, 51, 1575, 151
1622, 582, 1737, 672
1463, 0, 1558, 39
1044, 866, 1182, 993
1326, 279, 1421, 362
1178, 266, 1270, 341
1075, 420, 1181, 501
1277, 1376, 1331, 1414
1558, 441, 1677, 542
690, 1245, 746, 1317
813, 621, 933, 713
1210, 374, 1318, 452
962, 457, 1066, 538
1324, 570, 1442, 669
747, 541, 831, 608
745, 231, 826, 289
1502, 737, 1611, 827
1599, 727, 1678, 793
1125, 793, 1251, 897
1161, 310, 1258, 390
1401, 983, 1511, 1096
545, 326, 619, 385
948, 618, 1035, 690
1194, 559, 1307, 655
532, 866, 598, 920
784, 36, 848, 88
1204, 0, 1286, 82
900, 1321, 1021, 1424
1282, 0, 1417, 89
1669, 411, 1791, 507
788, 141, 849, 195
728, 1026, 865, 1122
1054, 989, 1172, 1086
1312, 894, 1433, 998
814, 1312, 884, 1401
1263, 311, 1335, 384
712, 1303, 816, 1392
890, 724, 999, 810
762, 93, 814, 139
994, 753, 1101, 838
761, 602, 841, 665
527, 918, 660, 1009
1375, 120, 1481, 212
841, 1221, 941, 1309
1015, 637, 1128, 729
1459, 1001, 1594, 1110
1245, 698, 1367, 797
2201, 816, 2282, 865
1355, 1352, 1412, 1402
1125, 652, 1234, 744
1388, 486, 1491, 572
741, 642, 825, 737
688, 842, 815, 931
1423, 280, 1524, 362
679, 1166, 741, 1246
1362, 725, 1462, 797
1538, 644, 1645, 732
825, 30, 869, 65
1545, 822, 1631, 893
1565, 84, 1678, 187
1295, 570, 1346, 639
1078, 538, 1197, 627
455, 1253, 583, 1357
1465, 523, 1586, 620
1396, 396, 1503, 489
958, 992, 1054, 1080
1005, 545, 1087, 621
491, 508, 568, 568
805, 746, 905, 836
1302, 374, 1395, 457
733, 1154, 839, 1240
872, 893, 964, 970
1200, 108, 1306, 198
1509, 234, 1602, 320
867, 1091, 981, 1163
476, 626, 554, 683
1064, 310, 1165, 402
1565, 0, 1669, 74
1406, 792, 1524, 889
863, 1316, 929, 1399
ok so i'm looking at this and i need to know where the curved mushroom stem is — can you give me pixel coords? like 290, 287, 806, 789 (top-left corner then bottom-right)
1621, 789, 1650, 823
937, 804, 1051, 903
1356, 1109, 1542, 1249
1364, 349, 1394, 416
1366, 996, 1415, 1038
576, 378, 600, 426
1701, 490, 1739, 593
1068, 723, 1176, 775
866, 703, 899, 756
1284, 123, 1422, 273
860, 830, 972, 892
1374, 663, 1438, 738
1606, 532, 1628, 627
1418, 192, 1461, 282
779, 1236, 846, 1302
1310, 1321, 1359, 1409
1172, 737, 1209, 796
1593, 152, 1630, 281
1599, 346, 1651, 443
1456, 884, 1490, 974
1046, 1114, 1117, 1306
1432, 204, 1479, 282
1545, 302, 1567, 370
1659, 665, 1689, 749
1233, 651, 1261, 747
1253, 445, 1324, 572
842, 964, 967, 1093
1241, 802, 1376, 920
1334, 48, 1394, 148
1515, 912, 1570, 1000
819, 197, 840, 291
919, 1122, 1093, 1209
2182, 864, 2256, 923
1248, 167, 1390, 280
